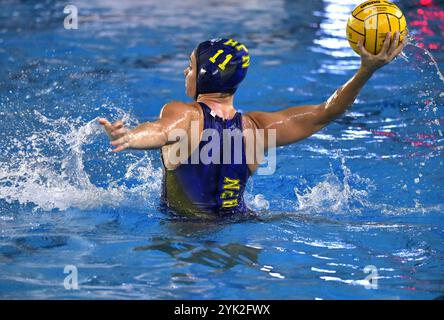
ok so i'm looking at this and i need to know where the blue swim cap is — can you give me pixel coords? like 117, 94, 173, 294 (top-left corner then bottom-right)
195, 38, 250, 99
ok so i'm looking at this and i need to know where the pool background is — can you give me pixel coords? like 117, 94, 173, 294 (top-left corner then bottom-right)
0, 0, 443, 299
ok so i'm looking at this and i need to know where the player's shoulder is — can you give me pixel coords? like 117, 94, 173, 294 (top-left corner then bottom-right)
160, 100, 202, 118
242, 111, 266, 131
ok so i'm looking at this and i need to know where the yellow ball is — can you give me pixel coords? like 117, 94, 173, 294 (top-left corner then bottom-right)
347, 0, 408, 55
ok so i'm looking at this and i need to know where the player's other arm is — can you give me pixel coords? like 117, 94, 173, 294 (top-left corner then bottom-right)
247, 31, 405, 149
98, 101, 194, 152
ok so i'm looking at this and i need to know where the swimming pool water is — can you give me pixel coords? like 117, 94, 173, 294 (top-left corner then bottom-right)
0, 0, 443, 299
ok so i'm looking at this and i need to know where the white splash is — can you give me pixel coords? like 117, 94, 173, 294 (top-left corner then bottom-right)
0, 111, 162, 211
294, 159, 373, 214
245, 193, 270, 211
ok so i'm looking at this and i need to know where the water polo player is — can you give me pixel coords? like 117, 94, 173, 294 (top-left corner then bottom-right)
99, 34, 405, 216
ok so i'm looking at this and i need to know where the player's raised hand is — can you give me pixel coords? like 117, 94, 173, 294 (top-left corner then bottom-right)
358, 31, 406, 73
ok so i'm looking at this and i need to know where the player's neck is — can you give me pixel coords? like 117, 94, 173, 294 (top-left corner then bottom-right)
197, 93, 236, 119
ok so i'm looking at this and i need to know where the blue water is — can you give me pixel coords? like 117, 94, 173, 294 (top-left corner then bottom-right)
1, 0, 443, 299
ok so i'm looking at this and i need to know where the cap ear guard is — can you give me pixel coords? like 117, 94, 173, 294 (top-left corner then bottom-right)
194, 38, 249, 100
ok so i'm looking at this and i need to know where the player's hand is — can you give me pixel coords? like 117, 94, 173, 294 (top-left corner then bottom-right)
358, 31, 406, 73
98, 118, 133, 152
98, 118, 128, 140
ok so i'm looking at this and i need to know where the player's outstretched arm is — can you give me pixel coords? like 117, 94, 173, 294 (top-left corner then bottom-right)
246, 31, 405, 149
99, 101, 196, 153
